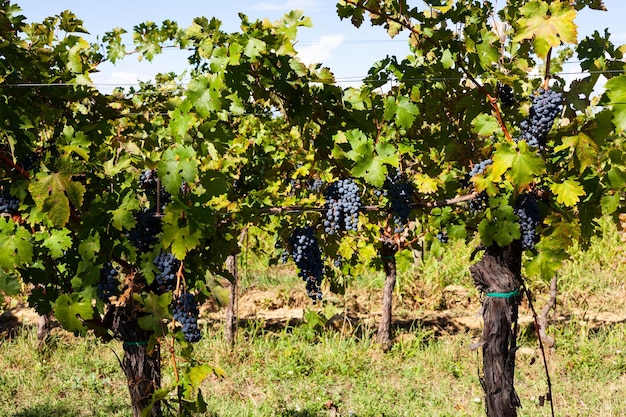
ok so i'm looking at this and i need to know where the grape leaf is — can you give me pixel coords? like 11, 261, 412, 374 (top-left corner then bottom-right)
0, 271, 21, 296
491, 141, 544, 191
605, 75, 626, 132
39, 228, 73, 259
471, 114, 499, 137
158, 146, 199, 195
162, 216, 202, 260
186, 75, 223, 117
383, 96, 419, 129
558, 133, 598, 172
346, 131, 398, 187
29, 173, 85, 228
513, 1, 578, 59
478, 202, 520, 247
54, 294, 93, 333
550, 178, 585, 207
0, 218, 33, 270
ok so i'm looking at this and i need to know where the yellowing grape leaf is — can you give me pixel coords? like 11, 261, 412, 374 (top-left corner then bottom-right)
513, 1, 577, 59
549, 178, 585, 207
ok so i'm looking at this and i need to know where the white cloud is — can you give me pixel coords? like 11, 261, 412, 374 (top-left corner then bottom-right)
296, 34, 344, 66
253, 0, 322, 12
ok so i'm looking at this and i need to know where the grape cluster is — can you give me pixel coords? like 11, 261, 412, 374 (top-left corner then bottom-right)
323, 178, 361, 234
519, 89, 563, 149
469, 191, 489, 213
383, 170, 415, 231
172, 292, 201, 343
139, 169, 158, 189
139, 169, 171, 208
468, 159, 493, 178
288, 227, 324, 302
153, 252, 179, 291
498, 83, 515, 107
514, 193, 541, 250
97, 262, 119, 302
0, 190, 19, 214
435, 231, 448, 244
127, 209, 162, 253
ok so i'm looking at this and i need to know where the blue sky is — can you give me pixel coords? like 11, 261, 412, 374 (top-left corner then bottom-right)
15, 0, 626, 91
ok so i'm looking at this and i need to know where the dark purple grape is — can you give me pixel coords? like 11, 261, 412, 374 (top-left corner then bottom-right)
323, 178, 361, 235
518, 89, 563, 149
172, 292, 201, 343
288, 227, 323, 302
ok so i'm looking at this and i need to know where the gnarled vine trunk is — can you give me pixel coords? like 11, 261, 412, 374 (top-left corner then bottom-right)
376, 239, 398, 351
470, 243, 522, 417
111, 305, 162, 417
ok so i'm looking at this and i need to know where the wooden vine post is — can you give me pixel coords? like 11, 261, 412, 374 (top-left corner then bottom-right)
469, 242, 523, 417
224, 253, 238, 346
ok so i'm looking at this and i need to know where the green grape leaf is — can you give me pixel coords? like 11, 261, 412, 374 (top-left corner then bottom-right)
243, 37, 266, 60
186, 75, 223, 117
490, 142, 544, 191
60, 125, 91, 161
136, 292, 172, 335
0, 218, 33, 270
0, 271, 21, 296
524, 248, 568, 279
558, 133, 598, 172
29, 173, 85, 228
40, 228, 73, 259
78, 233, 100, 262
471, 114, 499, 137
476, 29, 500, 68
605, 75, 626, 132
607, 167, 626, 190
478, 202, 520, 247
109, 193, 140, 231
158, 146, 199, 195
54, 294, 93, 333
186, 364, 216, 398
162, 214, 203, 260
549, 178, 585, 207
601, 193, 620, 215
384, 96, 419, 129
513, 1, 578, 59
345, 130, 398, 187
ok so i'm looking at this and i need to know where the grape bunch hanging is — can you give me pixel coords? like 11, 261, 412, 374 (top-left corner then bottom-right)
153, 252, 180, 291
0, 190, 19, 215
323, 178, 361, 234
514, 193, 541, 250
288, 227, 324, 302
97, 262, 120, 302
519, 88, 563, 149
126, 208, 162, 253
172, 292, 202, 343
383, 170, 415, 232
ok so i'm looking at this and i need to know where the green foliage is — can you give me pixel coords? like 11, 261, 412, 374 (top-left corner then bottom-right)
2, 0, 626, 413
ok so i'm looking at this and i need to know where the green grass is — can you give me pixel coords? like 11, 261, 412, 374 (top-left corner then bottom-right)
1, 220, 626, 416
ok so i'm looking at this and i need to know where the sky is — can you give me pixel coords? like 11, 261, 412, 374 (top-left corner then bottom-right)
14, 0, 626, 92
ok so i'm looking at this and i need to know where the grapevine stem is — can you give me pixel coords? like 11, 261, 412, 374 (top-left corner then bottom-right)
543, 48, 553, 90
0, 152, 30, 179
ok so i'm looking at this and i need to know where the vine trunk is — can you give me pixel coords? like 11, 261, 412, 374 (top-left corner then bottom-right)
469, 243, 522, 417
